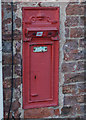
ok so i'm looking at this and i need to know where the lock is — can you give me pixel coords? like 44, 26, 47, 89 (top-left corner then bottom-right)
23, 7, 59, 109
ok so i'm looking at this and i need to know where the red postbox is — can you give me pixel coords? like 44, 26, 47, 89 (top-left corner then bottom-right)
22, 7, 59, 109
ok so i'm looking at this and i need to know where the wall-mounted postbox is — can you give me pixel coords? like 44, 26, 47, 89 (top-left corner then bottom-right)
22, 7, 59, 109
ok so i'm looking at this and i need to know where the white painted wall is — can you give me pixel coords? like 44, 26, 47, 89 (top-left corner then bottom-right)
0, 0, 3, 119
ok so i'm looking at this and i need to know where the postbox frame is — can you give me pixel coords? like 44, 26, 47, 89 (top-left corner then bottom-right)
22, 7, 59, 109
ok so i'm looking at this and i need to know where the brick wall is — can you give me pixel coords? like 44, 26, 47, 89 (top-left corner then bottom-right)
2, 1, 86, 119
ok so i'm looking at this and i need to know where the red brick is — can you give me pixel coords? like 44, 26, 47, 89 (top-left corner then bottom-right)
13, 29, 21, 40
62, 61, 85, 73
4, 100, 10, 112
3, 77, 21, 89
64, 50, 84, 61
63, 40, 78, 53
14, 110, 21, 118
76, 95, 84, 103
79, 39, 86, 48
3, 18, 12, 24
24, 108, 54, 118
14, 53, 21, 64
13, 4, 17, 12
64, 96, 77, 105
74, 104, 85, 115
77, 61, 85, 71
15, 17, 21, 28
4, 3, 17, 12
70, 28, 84, 38
3, 79, 11, 89
77, 83, 86, 94
62, 62, 77, 73
64, 72, 85, 83
14, 77, 21, 88
3, 53, 12, 65
54, 109, 60, 116
66, 4, 84, 15
4, 111, 12, 119
13, 88, 21, 99
65, 16, 79, 27
63, 84, 76, 94
3, 65, 12, 79
3, 89, 11, 101
12, 100, 20, 111
14, 65, 21, 76
2, 34, 12, 41
14, 41, 21, 52
2, 21, 11, 35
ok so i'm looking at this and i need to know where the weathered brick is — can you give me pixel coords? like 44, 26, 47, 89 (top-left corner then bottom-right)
54, 109, 60, 116
3, 18, 12, 24
12, 100, 20, 111
4, 3, 17, 12
14, 65, 21, 76
3, 77, 21, 89
15, 17, 21, 28
63, 40, 78, 53
64, 50, 84, 61
24, 108, 54, 118
14, 53, 21, 64
3, 79, 11, 89
2, 41, 11, 53
66, 4, 84, 15
65, 28, 69, 38
14, 41, 21, 52
64, 95, 86, 107
65, 16, 79, 27
62, 62, 77, 73
2, 34, 12, 41
77, 61, 85, 71
62, 61, 85, 73
3, 53, 12, 65
13, 29, 21, 40
64, 72, 85, 83
77, 83, 86, 94
13, 88, 21, 99
63, 84, 76, 94
80, 16, 86, 26
4, 100, 10, 112
2, 20, 11, 35
74, 104, 86, 115
14, 110, 21, 118
79, 39, 86, 48
70, 28, 84, 38
3, 3, 11, 11
3, 65, 12, 79
3, 89, 11, 101
64, 96, 77, 105
14, 77, 21, 88
76, 95, 85, 103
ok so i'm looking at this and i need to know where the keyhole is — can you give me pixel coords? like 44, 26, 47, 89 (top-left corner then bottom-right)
34, 75, 36, 79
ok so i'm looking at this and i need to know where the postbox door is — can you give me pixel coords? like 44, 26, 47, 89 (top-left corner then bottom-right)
30, 44, 54, 102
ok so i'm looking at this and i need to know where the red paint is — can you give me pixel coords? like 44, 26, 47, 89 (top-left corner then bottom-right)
22, 7, 59, 109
